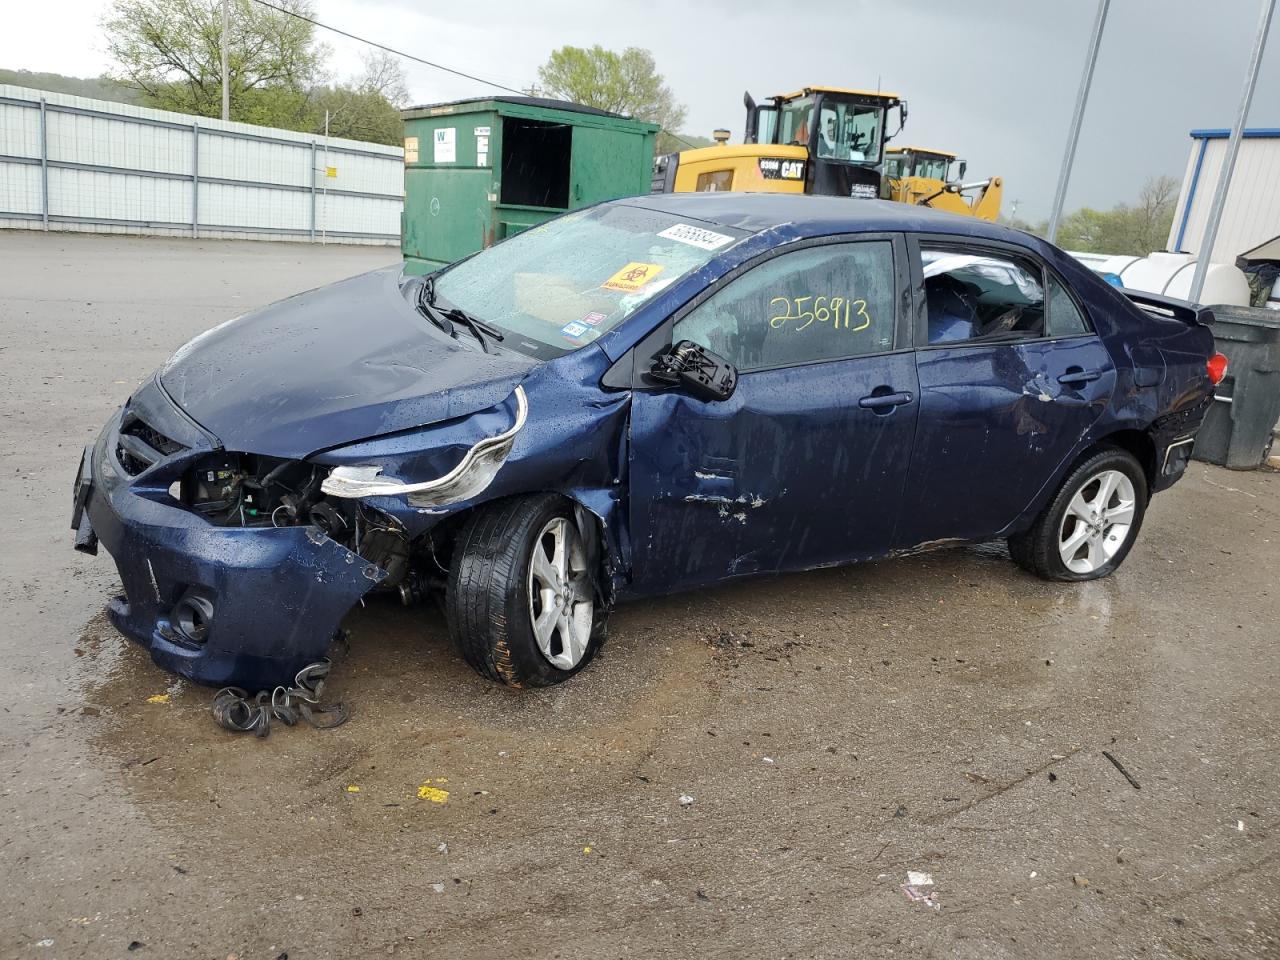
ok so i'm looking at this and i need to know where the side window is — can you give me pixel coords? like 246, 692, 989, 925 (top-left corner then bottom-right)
921, 248, 1045, 345
1046, 275, 1091, 336
675, 242, 896, 372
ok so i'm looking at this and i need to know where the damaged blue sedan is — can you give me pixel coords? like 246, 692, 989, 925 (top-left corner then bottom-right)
72, 194, 1225, 690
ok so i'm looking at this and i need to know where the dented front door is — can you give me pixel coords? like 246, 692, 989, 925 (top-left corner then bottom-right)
627, 236, 919, 593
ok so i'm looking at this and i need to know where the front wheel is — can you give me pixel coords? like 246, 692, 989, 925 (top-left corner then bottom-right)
1009, 448, 1148, 582
446, 494, 604, 687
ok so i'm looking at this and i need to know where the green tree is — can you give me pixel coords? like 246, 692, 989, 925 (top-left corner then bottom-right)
103, 0, 326, 127
1055, 175, 1180, 256
535, 45, 686, 152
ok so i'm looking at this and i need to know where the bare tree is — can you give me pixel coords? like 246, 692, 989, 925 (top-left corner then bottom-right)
358, 50, 409, 109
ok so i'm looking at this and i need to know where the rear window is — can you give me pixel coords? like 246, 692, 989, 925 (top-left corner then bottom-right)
434, 205, 749, 359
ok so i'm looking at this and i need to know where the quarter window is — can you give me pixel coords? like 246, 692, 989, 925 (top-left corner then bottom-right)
675, 242, 896, 372
921, 248, 1045, 344
1047, 275, 1091, 336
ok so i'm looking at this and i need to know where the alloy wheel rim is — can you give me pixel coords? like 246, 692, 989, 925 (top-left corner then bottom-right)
527, 517, 594, 670
1058, 469, 1136, 574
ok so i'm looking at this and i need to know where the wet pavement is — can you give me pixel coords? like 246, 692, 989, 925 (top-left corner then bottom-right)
2, 231, 1279, 959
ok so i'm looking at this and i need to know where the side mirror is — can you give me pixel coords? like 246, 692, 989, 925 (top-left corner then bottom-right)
650, 340, 738, 402
957, 159, 968, 180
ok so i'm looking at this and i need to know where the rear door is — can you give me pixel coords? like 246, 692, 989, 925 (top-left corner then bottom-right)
628, 235, 920, 592
894, 237, 1116, 548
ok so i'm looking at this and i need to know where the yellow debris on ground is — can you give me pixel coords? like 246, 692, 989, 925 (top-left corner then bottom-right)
145, 694, 170, 704
417, 779, 449, 803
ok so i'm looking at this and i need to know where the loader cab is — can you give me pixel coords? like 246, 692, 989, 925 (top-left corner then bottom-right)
884, 147, 966, 184
745, 86, 906, 200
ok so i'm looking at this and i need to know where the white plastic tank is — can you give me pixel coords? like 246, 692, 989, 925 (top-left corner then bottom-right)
1070, 251, 1252, 306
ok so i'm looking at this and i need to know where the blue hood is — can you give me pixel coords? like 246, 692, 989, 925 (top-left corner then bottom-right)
160, 267, 537, 459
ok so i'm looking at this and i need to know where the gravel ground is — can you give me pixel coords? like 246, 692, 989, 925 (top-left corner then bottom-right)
2, 231, 1278, 960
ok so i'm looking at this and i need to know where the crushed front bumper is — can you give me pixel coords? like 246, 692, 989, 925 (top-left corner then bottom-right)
73, 379, 387, 689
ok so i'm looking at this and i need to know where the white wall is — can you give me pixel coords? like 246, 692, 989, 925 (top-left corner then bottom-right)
1167, 132, 1280, 264
0, 85, 404, 244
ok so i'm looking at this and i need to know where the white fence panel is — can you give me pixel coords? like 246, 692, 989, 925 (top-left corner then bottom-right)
0, 84, 403, 244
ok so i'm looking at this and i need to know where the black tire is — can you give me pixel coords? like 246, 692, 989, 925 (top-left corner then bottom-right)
446, 494, 605, 687
1008, 447, 1149, 582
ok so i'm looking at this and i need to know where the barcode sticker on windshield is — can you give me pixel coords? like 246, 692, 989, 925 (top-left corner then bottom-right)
658, 223, 735, 251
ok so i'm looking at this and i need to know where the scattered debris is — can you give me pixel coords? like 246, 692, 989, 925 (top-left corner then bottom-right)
894, 805, 907, 818
762, 757, 775, 764
695, 889, 711, 902
431, 883, 445, 894
901, 871, 940, 911
417, 780, 449, 803
128, 942, 144, 951
81, 705, 101, 717
1048, 771, 1058, 783
1237, 819, 1245, 832
679, 794, 695, 807
35, 939, 54, 948
582, 846, 592, 855
211, 660, 350, 738
1072, 874, 1089, 888
146, 694, 170, 704
1102, 750, 1141, 790
346, 785, 360, 793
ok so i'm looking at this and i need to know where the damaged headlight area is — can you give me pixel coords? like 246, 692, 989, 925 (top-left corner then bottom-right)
177, 452, 410, 586
320, 385, 528, 508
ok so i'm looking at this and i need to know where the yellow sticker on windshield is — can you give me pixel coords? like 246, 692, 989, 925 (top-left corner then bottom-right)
603, 262, 664, 292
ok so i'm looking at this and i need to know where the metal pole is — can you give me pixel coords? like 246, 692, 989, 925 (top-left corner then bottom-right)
309, 141, 317, 241
1188, 0, 1275, 304
38, 97, 49, 230
322, 109, 329, 245
1047, 0, 1110, 244
220, 0, 230, 121
192, 121, 200, 238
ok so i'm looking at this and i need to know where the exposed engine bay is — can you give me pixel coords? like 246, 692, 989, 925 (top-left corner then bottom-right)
179, 452, 413, 589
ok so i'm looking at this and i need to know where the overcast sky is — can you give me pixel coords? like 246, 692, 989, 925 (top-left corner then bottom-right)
4, 0, 1279, 220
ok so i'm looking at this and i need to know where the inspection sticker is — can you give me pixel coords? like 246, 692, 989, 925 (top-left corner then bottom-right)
658, 222, 735, 251
581, 311, 607, 326
603, 262, 664, 292
561, 321, 591, 340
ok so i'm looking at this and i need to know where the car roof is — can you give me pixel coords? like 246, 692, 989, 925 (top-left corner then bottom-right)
619, 192, 1032, 246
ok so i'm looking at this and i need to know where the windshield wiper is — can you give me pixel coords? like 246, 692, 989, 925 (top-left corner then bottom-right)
443, 306, 505, 354
415, 276, 504, 353
416, 276, 455, 337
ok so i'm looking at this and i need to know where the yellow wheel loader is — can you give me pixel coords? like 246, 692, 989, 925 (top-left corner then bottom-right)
651, 86, 1002, 220
652, 86, 905, 199
883, 146, 1003, 220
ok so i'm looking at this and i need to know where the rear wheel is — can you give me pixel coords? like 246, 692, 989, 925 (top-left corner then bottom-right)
1009, 448, 1148, 582
446, 495, 603, 687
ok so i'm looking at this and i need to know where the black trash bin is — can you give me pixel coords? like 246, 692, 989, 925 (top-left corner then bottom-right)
1193, 305, 1280, 469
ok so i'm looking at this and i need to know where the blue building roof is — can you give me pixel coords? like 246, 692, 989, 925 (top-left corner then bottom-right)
1189, 128, 1280, 139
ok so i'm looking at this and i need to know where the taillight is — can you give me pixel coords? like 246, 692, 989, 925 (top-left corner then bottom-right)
1207, 352, 1228, 385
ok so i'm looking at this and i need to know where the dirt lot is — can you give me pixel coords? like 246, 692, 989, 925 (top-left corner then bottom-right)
2, 231, 1279, 960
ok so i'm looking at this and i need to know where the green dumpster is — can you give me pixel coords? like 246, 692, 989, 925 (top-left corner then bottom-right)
400, 97, 659, 274
1193, 305, 1280, 469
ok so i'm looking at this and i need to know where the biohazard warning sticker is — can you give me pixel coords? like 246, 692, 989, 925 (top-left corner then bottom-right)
602, 262, 664, 292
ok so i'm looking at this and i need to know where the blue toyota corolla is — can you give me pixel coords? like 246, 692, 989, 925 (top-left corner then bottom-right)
72, 194, 1224, 690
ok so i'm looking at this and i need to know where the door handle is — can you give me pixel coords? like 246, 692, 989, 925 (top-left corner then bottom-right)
858, 390, 914, 410
1058, 367, 1102, 385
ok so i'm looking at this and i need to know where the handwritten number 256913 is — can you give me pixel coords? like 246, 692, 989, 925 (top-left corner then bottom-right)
769, 296, 871, 332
